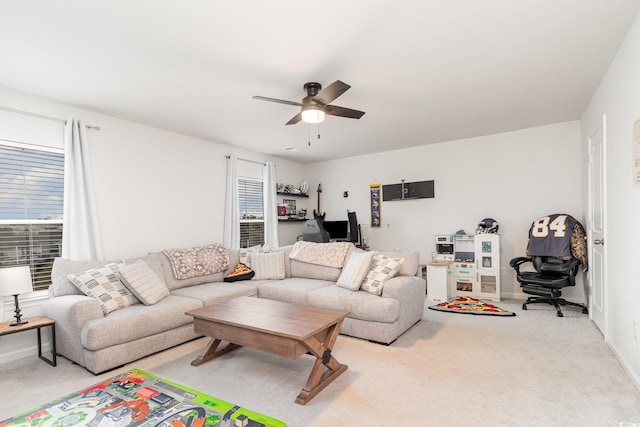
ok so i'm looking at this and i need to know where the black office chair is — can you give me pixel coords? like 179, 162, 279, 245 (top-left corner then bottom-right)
510, 213, 589, 317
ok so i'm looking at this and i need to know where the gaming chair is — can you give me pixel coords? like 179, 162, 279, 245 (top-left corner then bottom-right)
302, 219, 329, 243
510, 213, 589, 317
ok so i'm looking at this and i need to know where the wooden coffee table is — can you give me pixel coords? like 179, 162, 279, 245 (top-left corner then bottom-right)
186, 296, 349, 405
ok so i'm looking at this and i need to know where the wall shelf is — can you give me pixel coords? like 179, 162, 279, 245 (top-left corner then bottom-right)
278, 218, 307, 222
277, 192, 309, 198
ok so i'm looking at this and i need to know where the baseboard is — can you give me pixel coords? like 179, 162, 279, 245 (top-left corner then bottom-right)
0, 342, 52, 365
607, 337, 640, 394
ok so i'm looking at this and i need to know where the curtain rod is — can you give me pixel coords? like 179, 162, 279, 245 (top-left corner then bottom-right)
225, 155, 266, 166
0, 105, 101, 130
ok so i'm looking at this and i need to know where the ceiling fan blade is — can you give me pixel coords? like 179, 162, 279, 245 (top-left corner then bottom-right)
324, 105, 366, 119
313, 80, 350, 105
252, 95, 303, 107
286, 113, 302, 125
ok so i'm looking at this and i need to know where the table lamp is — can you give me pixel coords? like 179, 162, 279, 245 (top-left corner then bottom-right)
0, 266, 33, 326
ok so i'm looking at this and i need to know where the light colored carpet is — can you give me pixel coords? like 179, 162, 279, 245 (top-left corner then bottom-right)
1, 298, 640, 426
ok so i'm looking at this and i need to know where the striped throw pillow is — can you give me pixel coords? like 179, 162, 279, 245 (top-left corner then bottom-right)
249, 251, 285, 280
119, 259, 169, 305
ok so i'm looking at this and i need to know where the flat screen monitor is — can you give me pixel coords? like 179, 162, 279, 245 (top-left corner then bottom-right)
322, 220, 349, 241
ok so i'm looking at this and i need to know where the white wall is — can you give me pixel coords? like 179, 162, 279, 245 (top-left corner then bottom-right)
581, 12, 640, 388
306, 121, 584, 299
0, 85, 306, 361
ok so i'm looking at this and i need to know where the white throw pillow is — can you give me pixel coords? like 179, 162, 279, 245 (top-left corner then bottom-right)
249, 251, 285, 280
337, 250, 375, 291
119, 259, 170, 305
239, 245, 271, 267
68, 262, 139, 314
360, 253, 405, 296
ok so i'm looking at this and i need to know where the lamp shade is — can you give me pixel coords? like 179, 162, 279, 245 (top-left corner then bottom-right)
0, 266, 33, 296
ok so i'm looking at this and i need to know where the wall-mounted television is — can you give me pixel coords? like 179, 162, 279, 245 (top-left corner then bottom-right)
382, 180, 434, 201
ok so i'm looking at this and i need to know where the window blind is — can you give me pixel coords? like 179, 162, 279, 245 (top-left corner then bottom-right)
238, 178, 265, 248
0, 144, 64, 291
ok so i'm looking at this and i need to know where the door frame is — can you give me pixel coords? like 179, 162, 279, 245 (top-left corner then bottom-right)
587, 113, 607, 337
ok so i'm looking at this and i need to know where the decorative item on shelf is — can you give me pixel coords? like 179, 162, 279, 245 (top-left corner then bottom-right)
283, 199, 297, 218
297, 209, 307, 219
277, 182, 309, 196
0, 265, 33, 326
277, 204, 287, 220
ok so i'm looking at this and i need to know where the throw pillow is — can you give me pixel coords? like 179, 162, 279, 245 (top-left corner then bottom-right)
68, 263, 139, 315
360, 253, 405, 296
224, 263, 255, 282
119, 259, 170, 305
238, 245, 271, 267
249, 251, 285, 280
162, 243, 229, 280
336, 250, 375, 291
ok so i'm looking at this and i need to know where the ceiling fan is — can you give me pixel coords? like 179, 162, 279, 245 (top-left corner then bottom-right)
252, 80, 365, 125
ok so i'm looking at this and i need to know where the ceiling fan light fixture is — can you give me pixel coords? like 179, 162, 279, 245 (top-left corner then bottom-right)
301, 108, 325, 124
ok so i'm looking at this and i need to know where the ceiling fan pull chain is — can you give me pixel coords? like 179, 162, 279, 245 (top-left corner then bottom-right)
308, 124, 311, 146
317, 123, 321, 140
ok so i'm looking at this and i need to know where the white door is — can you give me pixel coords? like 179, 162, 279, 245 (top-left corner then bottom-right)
588, 114, 606, 335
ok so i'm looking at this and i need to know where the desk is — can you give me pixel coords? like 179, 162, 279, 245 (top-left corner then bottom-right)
0, 315, 56, 366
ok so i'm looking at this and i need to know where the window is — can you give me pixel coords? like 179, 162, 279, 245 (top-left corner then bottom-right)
238, 177, 264, 248
0, 143, 64, 291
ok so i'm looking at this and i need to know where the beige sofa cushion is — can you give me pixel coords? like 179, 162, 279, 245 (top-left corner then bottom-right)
256, 278, 335, 305
81, 295, 202, 351
171, 282, 258, 306
307, 285, 400, 323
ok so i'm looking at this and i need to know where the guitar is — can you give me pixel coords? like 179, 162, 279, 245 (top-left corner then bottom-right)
313, 183, 325, 225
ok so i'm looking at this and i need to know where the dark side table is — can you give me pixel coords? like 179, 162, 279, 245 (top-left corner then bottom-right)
0, 315, 56, 366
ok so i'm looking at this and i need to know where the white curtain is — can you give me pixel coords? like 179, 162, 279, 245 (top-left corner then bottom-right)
62, 118, 104, 260
223, 155, 240, 248
263, 161, 279, 248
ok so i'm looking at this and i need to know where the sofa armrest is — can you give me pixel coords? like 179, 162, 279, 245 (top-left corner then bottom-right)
381, 275, 426, 333
42, 295, 104, 326
41, 295, 104, 366
381, 275, 426, 300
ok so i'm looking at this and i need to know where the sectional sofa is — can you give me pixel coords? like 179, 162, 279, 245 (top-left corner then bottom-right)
42, 243, 426, 374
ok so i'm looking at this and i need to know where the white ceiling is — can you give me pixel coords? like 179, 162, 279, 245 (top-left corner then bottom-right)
1, 1, 638, 163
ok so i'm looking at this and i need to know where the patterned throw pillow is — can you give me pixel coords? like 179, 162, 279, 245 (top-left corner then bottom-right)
360, 253, 405, 296
68, 263, 139, 315
337, 250, 375, 291
162, 244, 229, 280
224, 263, 255, 282
249, 251, 285, 280
119, 259, 170, 305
